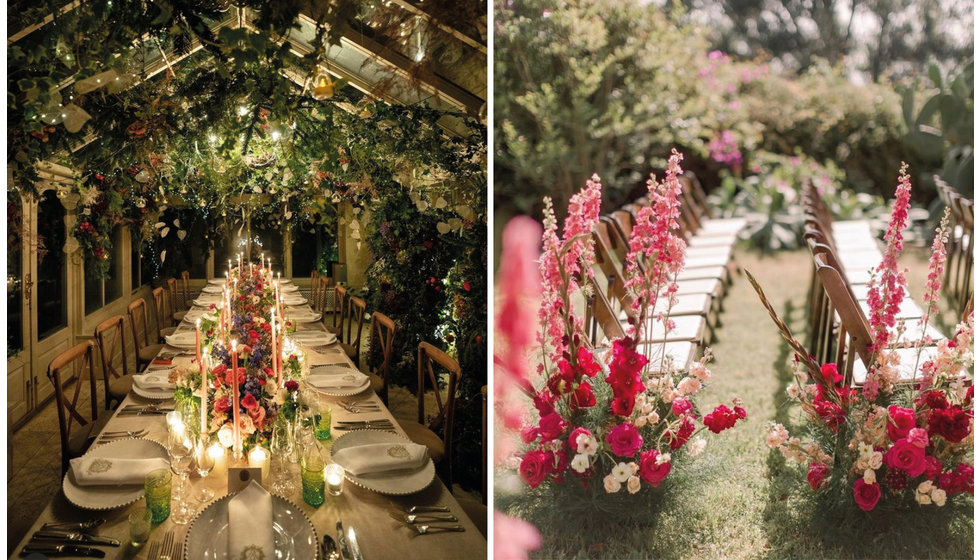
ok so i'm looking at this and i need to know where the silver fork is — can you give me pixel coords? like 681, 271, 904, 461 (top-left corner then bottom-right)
147, 541, 160, 559
159, 530, 173, 559
413, 524, 465, 535
99, 429, 148, 441
339, 402, 380, 414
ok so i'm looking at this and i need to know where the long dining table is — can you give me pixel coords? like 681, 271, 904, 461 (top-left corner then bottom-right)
11, 282, 486, 559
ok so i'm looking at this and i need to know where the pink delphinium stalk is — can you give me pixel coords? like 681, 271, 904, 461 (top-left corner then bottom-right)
921, 209, 950, 321
624, 149, 687, 354
864, 163, 912, 400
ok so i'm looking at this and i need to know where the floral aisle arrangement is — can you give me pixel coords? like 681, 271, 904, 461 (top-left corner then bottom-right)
516, 150, 745, 510
172, 259, 303, 456
755, 164, 974, 512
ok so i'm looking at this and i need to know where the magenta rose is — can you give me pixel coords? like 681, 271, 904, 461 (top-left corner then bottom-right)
519, 450, 552, 489
537, 412, 567, 442
807, 462, 830, 491
605, 422, 643, 457
853, 479, 881, 511
671, 398, 693, 417
923, 455, 943, 480
567, 427, 592, 451
638, 449, 672, 487
884, 438, 926, 477
667, 416, 695, 450
886, 405, 916, 442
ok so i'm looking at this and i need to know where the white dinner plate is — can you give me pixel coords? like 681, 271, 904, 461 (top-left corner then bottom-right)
330, 431, 436, 495
208, 278, 225, 286
282, 297, 307, 306
63, 438, 169, 510
292, 332, 337, 347
281, 284, 300, 293
202, 285, 224, 294
132, 374, 176, 400
165, 333, 197, 349
183, 493, 320, 559
289, 311, 322, 324
193, 297, 223, 306
306, 368, 371, 398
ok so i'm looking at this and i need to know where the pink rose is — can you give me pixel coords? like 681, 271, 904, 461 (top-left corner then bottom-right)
519, 450, 552, 489
884, 438, 926, 477
886, 405, 916, 442
568, 427, 592, 452
853, 479, 881, 511
807, 462, 829, 491
671, 398, 693, 417
605, 422, 643, 458
537, 412, 566, 442
638, 449, 671, 487
906, 427, 929, 449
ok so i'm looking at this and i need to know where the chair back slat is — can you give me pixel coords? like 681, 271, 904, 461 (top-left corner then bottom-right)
127, 299, 153, 353
369, 311, 397, 402
332, 285, 348, 337
346, 296, 367, 359
95, 315, 129, 380
813, 253, 875, 384
47, 340, 99, 472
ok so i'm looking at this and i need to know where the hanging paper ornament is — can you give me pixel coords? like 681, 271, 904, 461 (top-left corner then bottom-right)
312, 72, 334, 100
62, 104, 92, 133
135, 170, 151, 183
75, 70, 118, 94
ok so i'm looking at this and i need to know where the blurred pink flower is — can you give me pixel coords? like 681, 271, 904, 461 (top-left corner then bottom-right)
494, 511, 541, 560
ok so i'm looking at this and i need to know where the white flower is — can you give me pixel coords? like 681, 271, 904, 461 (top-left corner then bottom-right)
931, 488, 947, 507
217, 423, 235, 448
577, 434, 599, 456
633, 416, 648, 428
628, 462, 639, 475
570, 453, 590, 474
611, 462, 631, 483
627, 475, 642, 494
677, 376, 701, 395
688, 437, 706, 457
786, 384, 800, 399
862, 469, 876, 485
867, 451, 883, 470
656, 453, 671, 465
647, 411, 660, 425
603, 474, 621, 493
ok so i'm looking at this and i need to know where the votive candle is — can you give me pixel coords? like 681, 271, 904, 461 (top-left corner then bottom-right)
324, 463, 344, 496
249, 446, 270, 484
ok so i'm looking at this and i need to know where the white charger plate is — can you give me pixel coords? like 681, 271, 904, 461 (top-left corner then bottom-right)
202, 285, 224, 293
165, 333, 197, 349
183, 493, 320, 559
281, 284, 300, 293
330, 431, 436, 495
306, 368, 371, 398
132, 375, 176, 400
208, 278, 226, 286
62, 438, 168, 510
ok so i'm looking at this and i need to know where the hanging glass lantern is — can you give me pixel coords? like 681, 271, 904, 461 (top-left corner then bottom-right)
312, 72, 334, 100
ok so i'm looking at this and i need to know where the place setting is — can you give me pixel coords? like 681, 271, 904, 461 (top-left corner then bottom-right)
305, 364, 371, 397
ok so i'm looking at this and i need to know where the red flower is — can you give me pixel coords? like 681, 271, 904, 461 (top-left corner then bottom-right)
570, 381, 596, 410
667, 416, 695, 450
638, 449, 671, 487
262, 323, 272, 333
248, 329, 260, 340
927, 405, 971, 443
938, 464, 974, 496
241, 393, 258, 410
886, 405, 916, 442
576, 347, 601, 378
520, 450, 552, 488
213, 396, 231, 413
605, 422, 643, 457
820, 363, 843, 385
915, 390, 949, 411
703, 404, 741, 434
923, 455, 943, 480
224, 367, 245, 386
567, 427, 592, 451
671, 398, 692, 417
551, 449, 569, 482
463, 281, 471, 292
853, 479, 881, 511
884, 438, 926, 477
537, 412, 566, 442
807, 461, 829, 491
285, 380, 299, 392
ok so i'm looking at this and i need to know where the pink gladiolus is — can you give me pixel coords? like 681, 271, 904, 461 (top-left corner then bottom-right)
864, 163, 912, 400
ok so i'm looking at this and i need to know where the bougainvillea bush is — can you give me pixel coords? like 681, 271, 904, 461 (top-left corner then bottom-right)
754, 164, 974, 513
509, 151, 745, 517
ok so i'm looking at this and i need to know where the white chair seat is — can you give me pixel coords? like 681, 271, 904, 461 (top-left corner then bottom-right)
851, 346, 939, 386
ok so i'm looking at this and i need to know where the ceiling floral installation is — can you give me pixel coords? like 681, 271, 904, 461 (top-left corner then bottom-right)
8, 0, 487, 277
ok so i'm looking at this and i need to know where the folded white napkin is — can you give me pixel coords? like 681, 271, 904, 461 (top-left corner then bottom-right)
290, 312, 322, 323
208, 279, 225, 286
202, 285, 223, 294
293, 332, 336, 346
165, 333, 196, 348
283, 298, 307, 306
307, 367, 368, 389
70, 455, 169, 486
133, 371, 173, 390
281, 284, 300, 293
228, 480, 274, 559
332, 442, 428, 476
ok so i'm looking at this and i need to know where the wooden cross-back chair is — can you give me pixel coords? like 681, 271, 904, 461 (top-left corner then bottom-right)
326, 285, 348, 339
310, 274, 324, 313
128, 298, 164, 369
341, 296, 366, 367
167, 278, 186, 323
152, 287, 177, 341
48, 340, 109, 474
94, 315, 135, 410
366, 311, 397, 405
179, 270, 193, 310
396, 342, 461, 488
317, 276, 334, 314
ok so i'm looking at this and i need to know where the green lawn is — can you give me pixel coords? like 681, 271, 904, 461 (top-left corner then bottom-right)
498, 247, 973, 559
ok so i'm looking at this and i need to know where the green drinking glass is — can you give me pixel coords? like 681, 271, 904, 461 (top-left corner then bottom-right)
314, 406, 331, 441
144, 468, 172, 523
301, 451, 325, 507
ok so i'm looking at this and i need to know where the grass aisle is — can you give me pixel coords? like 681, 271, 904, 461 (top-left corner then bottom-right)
510, 248, 973, 559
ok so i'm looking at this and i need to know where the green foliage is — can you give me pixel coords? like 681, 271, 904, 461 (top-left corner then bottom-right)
900, 61, 974, 197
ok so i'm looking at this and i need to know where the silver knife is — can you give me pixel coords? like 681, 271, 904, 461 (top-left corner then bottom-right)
21, 544, 106, 557
347, 526, 364, 560
336, 521, 350, 560
33, 531, 120, 546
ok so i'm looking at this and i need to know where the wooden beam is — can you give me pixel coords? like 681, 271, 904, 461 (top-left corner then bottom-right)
384, 0, 486, 54
8, 0, 85, 45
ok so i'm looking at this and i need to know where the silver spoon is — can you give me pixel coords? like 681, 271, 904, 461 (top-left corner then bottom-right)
322, 534, 340, 560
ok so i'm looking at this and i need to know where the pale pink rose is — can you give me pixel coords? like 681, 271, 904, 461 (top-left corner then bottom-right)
766, 424, 789, 449
677, 377, 701, 395
907, 428, 929, 449
689, 362, 710, 381
627, 475, 642, 494
633, 416, 648, 428
603, 474, 622, 493
863, 469, 876, 485
688, 437, 706, 457
628, 462, 639, 475
931, 488, 947, 507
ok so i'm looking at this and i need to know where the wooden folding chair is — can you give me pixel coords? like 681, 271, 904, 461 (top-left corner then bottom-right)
340, 296, 366, 367
152, 287, 177, 340
366, 311, 397, 405
326, 285, 347, 339
48, 341, 110, 474
396, 342, 461, 488
167, 278, 186, 323
128, 299, 164, 370
94, 315, 135, 410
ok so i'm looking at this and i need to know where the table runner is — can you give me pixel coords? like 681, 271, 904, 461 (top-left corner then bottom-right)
11, 293, 486, 559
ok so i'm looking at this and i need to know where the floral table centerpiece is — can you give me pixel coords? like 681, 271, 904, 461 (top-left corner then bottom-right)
172, 261, 304, 457
755, 164, 974, 513
514, 150, 746, 514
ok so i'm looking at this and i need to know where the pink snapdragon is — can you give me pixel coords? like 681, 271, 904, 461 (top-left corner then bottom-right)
864, 163, 912, 400
624, 149, 687, 342
921, 210, 950, 320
